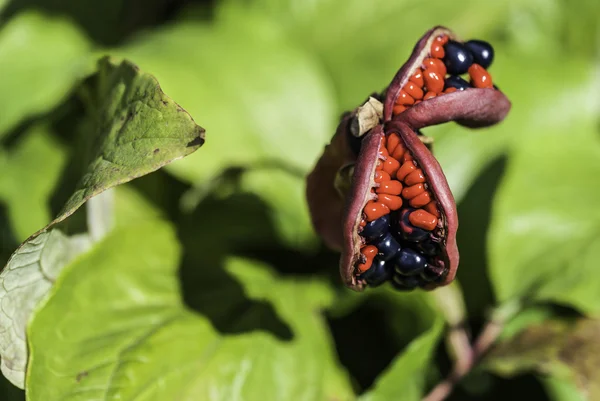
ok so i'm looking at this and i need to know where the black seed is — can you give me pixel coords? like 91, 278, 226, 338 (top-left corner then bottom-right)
391, 275, 421, 291
397, 208, 428, 242
394, 248, 427, 276
416, 239, 438, 256
361, 258, 392, 287
443, 40, 474, 75
444, 75, 470, 91
361, 215, 390, 241
465, 40, 494, 69
373, 232, 401, 261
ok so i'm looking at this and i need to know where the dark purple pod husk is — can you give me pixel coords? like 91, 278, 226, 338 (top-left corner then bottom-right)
383, 26, 510, 127
339, 125, 384, 291
306, 112, 358, 251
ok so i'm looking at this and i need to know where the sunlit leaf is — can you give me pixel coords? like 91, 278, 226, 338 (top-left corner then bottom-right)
27, 221, 353, 400
0, 12, 92, 137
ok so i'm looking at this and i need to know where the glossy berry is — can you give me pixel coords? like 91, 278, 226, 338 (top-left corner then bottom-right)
373, 232, 402, 261
443, 40, 473, 75
361, 258, 392, 287
465, 40, 494, 69
397, 208, 429, 242
395, 248, 428, 276
360, 215, 390, 241
391, 274, 421, 291
444, 75, 470, 91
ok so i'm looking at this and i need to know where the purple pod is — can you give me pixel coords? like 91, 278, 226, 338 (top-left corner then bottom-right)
306, 26, 510, 291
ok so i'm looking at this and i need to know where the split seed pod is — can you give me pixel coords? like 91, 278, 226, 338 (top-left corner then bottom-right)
306, 26, 511, 291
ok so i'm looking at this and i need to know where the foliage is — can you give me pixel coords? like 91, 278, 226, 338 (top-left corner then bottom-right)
0, 0, 598, 400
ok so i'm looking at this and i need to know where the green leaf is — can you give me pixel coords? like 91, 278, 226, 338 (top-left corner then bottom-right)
0, 11, 92, 137
0, 125, 67, 241
484, 318, 600, 400
0, 58, 204, 388
61, 57, 204, 226
487, 57, 600, 312
27, 221, 353, 400
0, 230, 91, 388
359, 317, 443, 401
222, 0, 514, 111
116, 12, 336, 184
239, 168, 318, 250
541, 376, 587, 401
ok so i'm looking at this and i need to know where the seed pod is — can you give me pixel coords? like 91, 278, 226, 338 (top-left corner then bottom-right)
306, 26, 511, 291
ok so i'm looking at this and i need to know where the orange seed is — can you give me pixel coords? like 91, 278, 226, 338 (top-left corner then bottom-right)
396, 161, 416, 180
468, 64, 493, 89
430, 43, 445, 58
422, 58, 447, 77
403, 82, 424, 100
378, 194, 403, 211
409, 191, 431, 208
402, 183, 425, 199
409, 69, 424, 87
396, 89, 415, 106
382, 157, 401, 176
357, 245, 378, 272
364, 201, 390, 221
423, 68, 444, 94
393, 104, 407, 115
374, 170, 391, 183
387, 133, 401, 154
409, 209, 438, 231
404, 169, 426, 186
424, 201, 440, 218
376, 180, 403, 195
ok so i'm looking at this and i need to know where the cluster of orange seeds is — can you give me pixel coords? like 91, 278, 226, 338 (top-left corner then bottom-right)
392, 35, 494, 116
357, 133, 441, 271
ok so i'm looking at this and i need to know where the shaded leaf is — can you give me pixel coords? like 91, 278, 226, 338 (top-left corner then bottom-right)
0, 11, 92, 137
485, 318, 600, 400
239, 168, 318, 250
27, 220, 353, 400
359, 317, 443, 401
0, 126, 67, 241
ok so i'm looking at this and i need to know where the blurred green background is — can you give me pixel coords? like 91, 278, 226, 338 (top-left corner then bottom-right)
0, 0, 599, 400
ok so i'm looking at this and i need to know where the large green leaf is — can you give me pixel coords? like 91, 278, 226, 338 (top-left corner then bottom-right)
0, 126, 67, 241
27, 220, 353, 400
487, 56, 600, 313
484, 318, 600, 400
0, 11, 92, 137
0, 58, 204, 388
116, 12, 336, 184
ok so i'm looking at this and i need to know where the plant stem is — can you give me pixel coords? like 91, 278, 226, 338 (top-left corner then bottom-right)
423, 300, 521, 401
